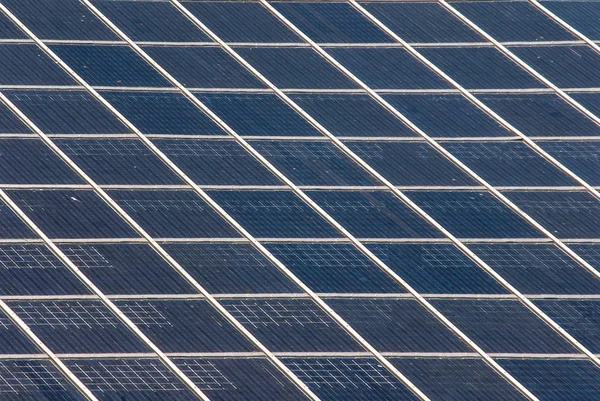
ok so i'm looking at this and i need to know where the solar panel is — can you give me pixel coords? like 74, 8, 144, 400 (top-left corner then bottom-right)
0, 0, 599, 400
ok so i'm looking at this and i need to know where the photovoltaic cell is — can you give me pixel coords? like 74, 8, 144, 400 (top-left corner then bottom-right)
544, 1, 600, 40
0, 13, 26, 39
0, 102, 30, 134
0, 44, 75, 86
537, 141, 600, 185
0, 200, 37, 239
0, 311, 40, 354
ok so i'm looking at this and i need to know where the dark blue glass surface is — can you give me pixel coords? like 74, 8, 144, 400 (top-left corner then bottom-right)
274, 2, 392, 43
0, 13, 26, 39
511, 45, 600, 88
55, 138, 183, 185
109, 190, 240, 238
284, 358, 420, 401
115, 300, 256, 352
500, 359, 600, 401
4, 0, 118, 40
543, 141, 600, 185
184, 1, 300, 42
545, 1, 600, 39
0, 360, 87, 401
195, 93, 321, 137
0, 200, 36, 239
103, 91, 223, 135
505, 191, 600, 239
431, 299, 575, 353
470, 243, 600, 295
290, 93, 416, 137
0, 44, 75, 85
249, 140, 378, 186
5, 90, 130, 135
207, 190, 340, 238
176, 358, 308, 401
0, 311, 40, 354
384, 94, 510, 137
59, 243, 195, 295
408, 191, 542, 238
569, 244, 600, 273
51, 45, 170, 87
144, 46, 264, 88
0, 138, 83, 184
163, 243, 300, 294
94, 1, 211, 42
0, 244, 89, 296
346, 141, 476, 185
308, 190, 442, 239
266, 243, 405, 293
155, 139, 281, 185
363, 2, 481, 43
454, 1, 576, 41
221, 298, 362, 352
328, 298, 469, 352
392, 358, 526, 401
477, 93, 600, 137
0, 102, 29, 133
8, 300, 149, 353
443, 142, 576, 186
237, 47, 358, 89
419, 47, 545, 89
8, 189, 138, 239
328, 47, 451, 89
368, 243, 507, 294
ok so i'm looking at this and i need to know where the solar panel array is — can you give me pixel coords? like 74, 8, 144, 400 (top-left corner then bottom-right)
0, 0, 599, 400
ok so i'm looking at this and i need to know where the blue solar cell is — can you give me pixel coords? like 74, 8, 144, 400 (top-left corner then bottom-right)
535, 300, 600, 352
538, 141, 600, 185
0, 200, 36, 239
470, 243, 600, 295
274, 2, 392, 43
505, 191, 600, 239
3, 0, 118, 40
102, 91, 222, 135
59, 243, 195, 295
8, 189, 138, 239
51, 45, 170, 87
284, 357, 420, 401
408, 191, 542, 239
0, 14, 25, 39
0, 102, 29, 133
431, 299, 575, 353
363, 2, 481, 43
328, 298, 470, 352
0, 360, 88, 401
0, 311, 41, 354
500, 359, 600, 401
184, 1, 300, 43
195, 93, 321, 137
571, 93, 600, 122
544, 1, 600, 40
8, 300, 149, 353
115, 300, 256, 352
0, 244, 89, 296
418, 47, 545, 89
346, 141, 476, 185
266, 243, 405, 293
163, 243, 300, 294
368, 243, 507, 294
237, 47, 359, 89
144, 46, 264, 88
453, 1, 576, 41
308, 190, 442, 239
55, 138, 183, 185
383, 93, 510, 138
328, 47, 452, 89
109, 190, 240, 238
94, 1, 211, 42
66, 358, 199, 401
0, 138, 83, 185
476, 93, 600, 137
176, 358, 309, 401
155, 139, 282, 185
511, 45, 600, 88
207, 190, 340, 238
5, 90, 130, 135
0, 44, 75, 85
442, 142, 576, 186
569, 244, 600, 272
249, 140, 378, 186
392, 358, 527, 401
221, 298, 362, 352
290, 93, 417, 137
